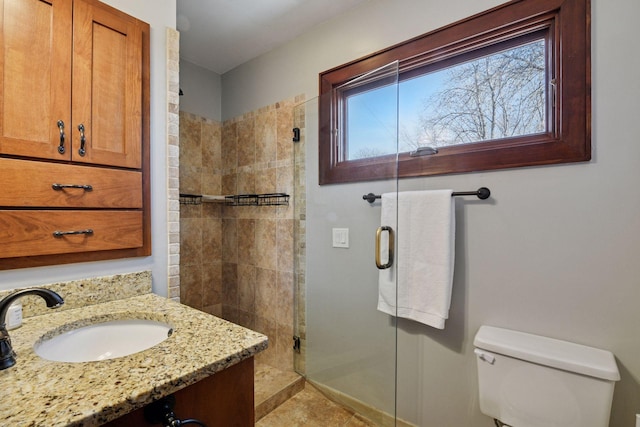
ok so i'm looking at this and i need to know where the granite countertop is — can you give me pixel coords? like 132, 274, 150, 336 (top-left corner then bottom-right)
0, 293, 268, 426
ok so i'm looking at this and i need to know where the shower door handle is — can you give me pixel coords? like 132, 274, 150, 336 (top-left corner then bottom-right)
375, 226, 394, 269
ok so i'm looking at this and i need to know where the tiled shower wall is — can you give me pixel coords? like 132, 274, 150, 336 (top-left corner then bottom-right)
179, 95, 305, 371
179, 112, 224, 315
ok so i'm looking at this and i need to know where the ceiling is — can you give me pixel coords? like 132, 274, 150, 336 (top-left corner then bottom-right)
177, 0, 369, 75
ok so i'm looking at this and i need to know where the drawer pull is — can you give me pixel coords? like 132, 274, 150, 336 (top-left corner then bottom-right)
57, 120, 65, 154
77, 124, 86, 156
52, 229, 94, 238
52, 183, 93, 191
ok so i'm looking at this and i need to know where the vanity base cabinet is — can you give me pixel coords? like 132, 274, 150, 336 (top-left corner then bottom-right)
103, 357, 255, 426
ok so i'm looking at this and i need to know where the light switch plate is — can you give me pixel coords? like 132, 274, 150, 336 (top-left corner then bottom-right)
332, 228, 349, 248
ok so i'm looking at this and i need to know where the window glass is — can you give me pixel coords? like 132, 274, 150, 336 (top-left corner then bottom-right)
346, 38, 547, 161
346, 84, 398, 160
399, 39, 546, 153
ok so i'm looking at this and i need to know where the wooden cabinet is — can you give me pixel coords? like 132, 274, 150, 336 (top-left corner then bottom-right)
0, 0, 150, 269
0, 0, 144, 168
104, 357, 256, 427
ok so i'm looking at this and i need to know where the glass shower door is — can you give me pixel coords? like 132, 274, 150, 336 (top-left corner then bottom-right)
294, 62, 400, 425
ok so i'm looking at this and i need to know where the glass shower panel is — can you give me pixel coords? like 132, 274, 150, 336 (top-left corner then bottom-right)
294, 62, 400, 425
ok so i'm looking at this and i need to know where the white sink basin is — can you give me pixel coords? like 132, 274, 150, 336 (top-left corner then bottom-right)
34, 319, 173, 362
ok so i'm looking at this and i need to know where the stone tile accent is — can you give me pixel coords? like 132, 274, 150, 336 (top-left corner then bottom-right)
167, 28, 181, 301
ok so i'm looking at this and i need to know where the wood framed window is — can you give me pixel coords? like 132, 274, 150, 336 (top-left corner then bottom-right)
319, 0, 590, 185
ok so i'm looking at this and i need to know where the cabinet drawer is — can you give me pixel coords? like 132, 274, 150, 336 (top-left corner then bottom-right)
0, 211, 143, 258
0, 158, 142, 208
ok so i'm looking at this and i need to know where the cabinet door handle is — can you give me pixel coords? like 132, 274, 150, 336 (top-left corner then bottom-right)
51, 183, 93, 191
52, 229, 94, 238
57, 120, 65, 154
77, 124, 86, 156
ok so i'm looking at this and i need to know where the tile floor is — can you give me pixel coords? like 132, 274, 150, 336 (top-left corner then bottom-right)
256, 384, 376, 427
255, 363, 376, 427
255, 363, 305, 420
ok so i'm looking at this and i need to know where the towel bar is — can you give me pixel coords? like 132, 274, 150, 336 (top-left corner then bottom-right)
362, 187, 490, 204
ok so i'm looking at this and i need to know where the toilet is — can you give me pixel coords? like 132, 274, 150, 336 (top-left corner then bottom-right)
474, 325, 620, 427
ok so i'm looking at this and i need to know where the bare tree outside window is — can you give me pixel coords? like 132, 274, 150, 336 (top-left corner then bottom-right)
347, 40, 547, 160
400, 40, 546, 152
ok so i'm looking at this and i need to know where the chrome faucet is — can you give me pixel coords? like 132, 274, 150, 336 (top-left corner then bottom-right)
0, 289, 64, 370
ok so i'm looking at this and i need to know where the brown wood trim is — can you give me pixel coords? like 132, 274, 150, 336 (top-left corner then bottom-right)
140, 15, 152, 257
319, 0, 590, 185
0, 247, 147, 270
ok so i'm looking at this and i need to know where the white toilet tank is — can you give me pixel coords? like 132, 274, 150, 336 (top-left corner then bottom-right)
474, 325, 620, 427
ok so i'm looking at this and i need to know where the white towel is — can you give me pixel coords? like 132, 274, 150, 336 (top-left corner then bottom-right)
377, 190, 455, 329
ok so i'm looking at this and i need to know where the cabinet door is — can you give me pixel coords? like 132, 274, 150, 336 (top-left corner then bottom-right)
0, 0, 72, 160
72, 0, 143, 169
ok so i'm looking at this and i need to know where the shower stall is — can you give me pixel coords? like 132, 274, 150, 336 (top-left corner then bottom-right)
292, 62, 403, 425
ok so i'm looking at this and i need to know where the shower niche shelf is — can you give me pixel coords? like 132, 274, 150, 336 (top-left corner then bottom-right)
179, 193, 289, 207
226, 193, 289, 206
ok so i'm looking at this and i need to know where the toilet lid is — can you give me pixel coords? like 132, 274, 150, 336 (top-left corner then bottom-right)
474, 325, 620, 381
